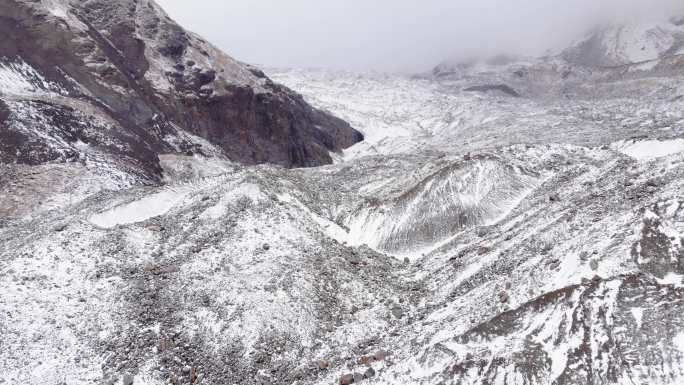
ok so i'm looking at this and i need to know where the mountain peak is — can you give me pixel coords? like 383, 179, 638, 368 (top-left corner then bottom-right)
561, 18, 684, 68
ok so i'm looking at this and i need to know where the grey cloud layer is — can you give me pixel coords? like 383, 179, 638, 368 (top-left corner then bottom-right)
157, 0, 684, 73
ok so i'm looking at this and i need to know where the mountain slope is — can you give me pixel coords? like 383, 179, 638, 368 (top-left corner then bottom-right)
0, 0, 362, 180
428, 16, 684, 100
562, 20, 684, 69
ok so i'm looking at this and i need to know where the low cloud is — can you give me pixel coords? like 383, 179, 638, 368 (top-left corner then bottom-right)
157, 0, 684, 73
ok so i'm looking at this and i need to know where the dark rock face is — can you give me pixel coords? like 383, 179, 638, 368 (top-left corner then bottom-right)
0, 0, 362, 177
173, 82, 362, 167
442, 275, 684, 385
633, 206, 684, 278
463, 84, 520, 97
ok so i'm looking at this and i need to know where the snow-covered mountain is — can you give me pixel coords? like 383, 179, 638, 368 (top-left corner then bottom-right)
562, 19, 684, 69
2, 6, 684, 385
431, 16, 684, 100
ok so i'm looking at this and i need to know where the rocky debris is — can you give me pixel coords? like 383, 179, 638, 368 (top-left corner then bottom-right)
463, 84, 520, 97
498, 291, 510, 304
477, 246, 491, 255
590, 259, 599, 271
633, 210, 684, 277
122, 373, 134, 385
317, 360, 329, 370
548, 258, 561, 270
539, 241, 553, 254
358, 355, 375, 365
339, 366, 377, 384
373, 350, 388, 361
147, 224, 163, 232
339, 374, 354, 385
52, 223, 67, 232
391, 306, 404, 319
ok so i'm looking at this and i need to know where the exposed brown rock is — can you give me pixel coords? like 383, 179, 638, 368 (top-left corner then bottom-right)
0, 0, 362, 178
373, 350, 388, 361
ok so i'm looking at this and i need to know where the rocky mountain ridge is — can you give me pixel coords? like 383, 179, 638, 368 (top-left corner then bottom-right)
431, 15, 684, 99
0, 0, 362, 182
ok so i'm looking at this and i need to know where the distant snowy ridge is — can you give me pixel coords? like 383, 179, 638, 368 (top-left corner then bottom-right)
562, 19, 684, 68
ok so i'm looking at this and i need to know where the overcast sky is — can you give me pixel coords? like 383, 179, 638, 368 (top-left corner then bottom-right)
157, 0, 684, 73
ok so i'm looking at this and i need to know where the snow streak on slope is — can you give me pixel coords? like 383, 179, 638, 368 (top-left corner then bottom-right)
0, 59, 67, 97
559, 18, 684, 70
604, 22, 682, 64
345, 157, 543, 257
268, 60, 684, 385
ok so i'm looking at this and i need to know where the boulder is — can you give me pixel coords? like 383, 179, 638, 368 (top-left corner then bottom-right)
590, 259, 599, 271
374, 350, 388, 361
339, 374, 354, 385
122, 374, 134, 385
498, 291, 510, 304
358, 355, 375, 365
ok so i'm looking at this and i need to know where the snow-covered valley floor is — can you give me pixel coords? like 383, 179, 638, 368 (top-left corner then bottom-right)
2, 66, 684, 385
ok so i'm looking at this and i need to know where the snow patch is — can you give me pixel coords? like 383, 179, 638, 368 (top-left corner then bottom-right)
0, 59, 66, 96
89, 188, 189, 228
614, 138, 684, 160
675, 333, 684, 353
630, 307, 644, 329
657, 272, 684, 288
43, 0, 88, 30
